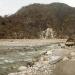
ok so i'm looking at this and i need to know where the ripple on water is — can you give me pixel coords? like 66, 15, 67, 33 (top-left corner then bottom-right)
0, 61, 5, 64
2, 66, 7, 69
4, 59, 15, 63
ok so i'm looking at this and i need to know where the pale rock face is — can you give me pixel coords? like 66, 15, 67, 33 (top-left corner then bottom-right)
40, 31, 46, 39
40, 28, 55, 39
45, 28, 54, 39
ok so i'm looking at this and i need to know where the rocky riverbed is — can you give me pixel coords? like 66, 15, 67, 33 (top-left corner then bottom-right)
0, 39, 75, 75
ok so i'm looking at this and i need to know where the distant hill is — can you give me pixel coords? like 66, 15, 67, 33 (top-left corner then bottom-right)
0, 2, 75, 39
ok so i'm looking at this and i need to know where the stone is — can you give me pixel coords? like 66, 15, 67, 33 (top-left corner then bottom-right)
46, 51, 52, 55
65, 38, 75, 47
48, 49, 68, 64
18, 66, 27, 71
63, 57, 69, 61
49, 55, 62, 64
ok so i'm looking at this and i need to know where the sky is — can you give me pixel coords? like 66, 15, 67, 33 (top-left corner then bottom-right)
0, 0, 75, 16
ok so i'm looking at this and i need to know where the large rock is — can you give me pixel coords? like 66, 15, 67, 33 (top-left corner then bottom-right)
62, 56, 69, 61
18, 66, 27, 71
65, 38, 75, 47
49, 55, 63, 64
48, 49, 69, 64
52, 60, 75, 75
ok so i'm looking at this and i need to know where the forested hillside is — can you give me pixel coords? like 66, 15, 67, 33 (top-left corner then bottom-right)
0, 3, 75, 39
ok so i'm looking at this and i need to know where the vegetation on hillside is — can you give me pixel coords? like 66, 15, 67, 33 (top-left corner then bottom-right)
0, 3, 75, 39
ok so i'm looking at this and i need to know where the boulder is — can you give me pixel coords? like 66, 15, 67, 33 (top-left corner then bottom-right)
49, 55, 62, 64
18, 66, 27, 71
49, 49, 69, 64
63, 56, 69, 61
65, 38, 75, 47
46, 51, 52, 55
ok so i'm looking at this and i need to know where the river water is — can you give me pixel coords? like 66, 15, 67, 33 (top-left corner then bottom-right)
0, 43, 60, 75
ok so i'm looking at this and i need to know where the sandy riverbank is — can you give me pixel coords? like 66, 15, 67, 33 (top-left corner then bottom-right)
0, 39, 66, 46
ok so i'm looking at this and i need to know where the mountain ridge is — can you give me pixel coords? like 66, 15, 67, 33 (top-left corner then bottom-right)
0, 2, 75, 39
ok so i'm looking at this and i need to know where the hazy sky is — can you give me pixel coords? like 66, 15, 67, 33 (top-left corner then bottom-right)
0, 0, 75, 16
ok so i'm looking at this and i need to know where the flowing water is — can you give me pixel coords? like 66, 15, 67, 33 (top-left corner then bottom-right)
0, 43, 60, 75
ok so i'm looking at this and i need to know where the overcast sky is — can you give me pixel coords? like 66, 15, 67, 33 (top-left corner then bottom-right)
0, 0, 75, 16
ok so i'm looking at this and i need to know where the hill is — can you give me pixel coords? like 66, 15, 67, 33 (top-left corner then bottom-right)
0, 2, 75, 39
